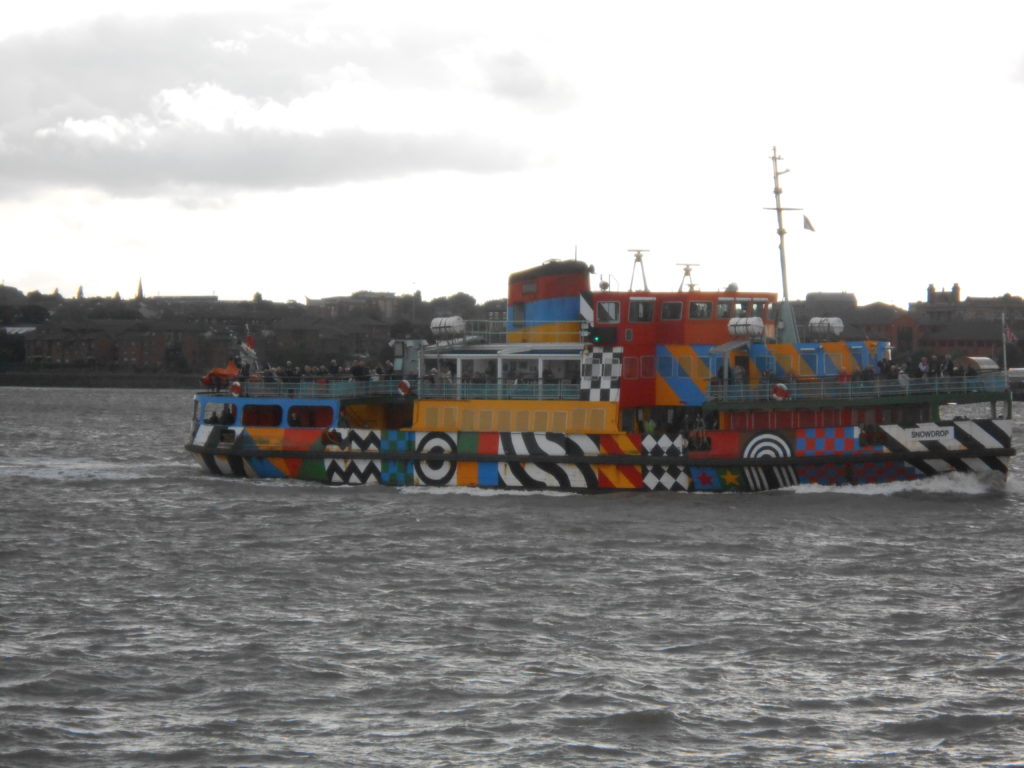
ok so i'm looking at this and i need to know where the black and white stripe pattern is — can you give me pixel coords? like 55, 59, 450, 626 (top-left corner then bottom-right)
742, 432, 799, 491
498, 432, 600, 489
880, 420, 1013, 475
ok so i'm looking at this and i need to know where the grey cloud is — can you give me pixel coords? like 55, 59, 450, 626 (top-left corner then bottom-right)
0, 14, 549, 198
0, 125, 526, 198
482, 51, 575, 111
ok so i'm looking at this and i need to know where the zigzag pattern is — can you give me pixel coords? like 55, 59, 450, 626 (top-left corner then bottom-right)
325, 457, 382, 485
335, 429, 381, 451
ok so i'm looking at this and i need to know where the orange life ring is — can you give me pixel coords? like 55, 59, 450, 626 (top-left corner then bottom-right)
771, 382, 789, 400
229, 381, 243, 397
397, 379, 412, 396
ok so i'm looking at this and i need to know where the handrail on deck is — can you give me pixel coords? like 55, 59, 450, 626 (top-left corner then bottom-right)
708, 373, 1009, 403
222, 377, 583, 401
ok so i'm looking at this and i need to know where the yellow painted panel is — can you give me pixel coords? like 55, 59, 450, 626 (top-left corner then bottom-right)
479, 410, 493, 431
456, 460, 478, 486
412, 400, 620, 434
515, 410, 531, 431
507, 321, 581, 343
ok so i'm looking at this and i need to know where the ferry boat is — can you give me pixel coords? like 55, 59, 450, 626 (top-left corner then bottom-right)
187, 153, 1015, 492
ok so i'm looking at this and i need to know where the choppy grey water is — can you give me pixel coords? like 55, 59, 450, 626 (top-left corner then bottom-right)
2, 386, 1024, 767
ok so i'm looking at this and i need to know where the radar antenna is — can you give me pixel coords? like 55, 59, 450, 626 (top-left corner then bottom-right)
628, 249, 649, 291
676, 263, 700, 292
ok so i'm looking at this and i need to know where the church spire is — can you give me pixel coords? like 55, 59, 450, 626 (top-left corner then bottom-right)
135, 278, 144, 301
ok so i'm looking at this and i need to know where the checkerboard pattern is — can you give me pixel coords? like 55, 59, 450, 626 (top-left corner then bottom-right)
379, 429, 414, 486
642, 465, 690, 491
794, 427, 859, 456
796, 464, 847, 485
641, 433, 685, 456
580, 347, 623, 402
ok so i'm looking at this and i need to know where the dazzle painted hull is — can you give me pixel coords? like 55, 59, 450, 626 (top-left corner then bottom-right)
187, 418, 1014, 492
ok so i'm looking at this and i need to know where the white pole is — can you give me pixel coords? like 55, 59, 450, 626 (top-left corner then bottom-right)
1002, 311, 1009, 372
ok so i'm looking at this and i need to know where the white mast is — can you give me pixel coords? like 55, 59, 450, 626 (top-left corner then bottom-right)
768, 147, 802, 344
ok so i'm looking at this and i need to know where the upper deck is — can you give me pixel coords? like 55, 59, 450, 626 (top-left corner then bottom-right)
219, 370, 1010, 408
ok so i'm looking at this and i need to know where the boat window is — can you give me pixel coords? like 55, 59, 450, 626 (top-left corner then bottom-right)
752, 300, 770, 317
628, 298, 656, 322
287, 405, 333, 428
715, 302, 731, 319
597, 301, 620, 323
623, 356, 639, 379
202, 401, 237, 425
661, 301, 683, 321
734, 299, 752, 317
521, 280, 536, 295
689, 301, 712, 319
242, 404, 282, 427
641, 356, 656, 379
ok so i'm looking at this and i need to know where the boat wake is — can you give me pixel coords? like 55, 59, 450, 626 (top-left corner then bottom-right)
791, 471, 1009, 497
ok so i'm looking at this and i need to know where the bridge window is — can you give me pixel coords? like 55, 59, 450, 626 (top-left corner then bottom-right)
661, 301, 683, 320
521, 280, 536, 295
716, 302, 731, 319
629, 298, 655, 322
689, 301, 712, 319
597, 301, 620, 323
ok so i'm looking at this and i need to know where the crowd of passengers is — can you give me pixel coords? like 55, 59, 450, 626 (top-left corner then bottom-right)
879, 355, 977, 379
239, 358, 394, 383
718, 354, 976, 387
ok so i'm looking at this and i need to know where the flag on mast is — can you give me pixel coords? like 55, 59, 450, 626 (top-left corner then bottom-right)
240, 327, 258, 366
802, 215, 815, 232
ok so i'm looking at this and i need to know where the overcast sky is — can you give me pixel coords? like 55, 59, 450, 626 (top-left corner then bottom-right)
2, 1, 1023, 308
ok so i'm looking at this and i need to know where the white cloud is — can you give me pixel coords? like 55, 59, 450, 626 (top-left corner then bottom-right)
0, 11, 566, 199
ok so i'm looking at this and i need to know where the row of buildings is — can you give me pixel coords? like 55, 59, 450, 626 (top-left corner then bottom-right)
0, 283, 495, 374
1, 281, 1022, 374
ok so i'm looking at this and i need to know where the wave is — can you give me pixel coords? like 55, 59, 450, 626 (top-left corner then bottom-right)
0, 456, 183, 483
791, 471, 1009, 497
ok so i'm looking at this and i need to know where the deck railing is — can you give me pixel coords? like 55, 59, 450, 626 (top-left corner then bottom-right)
416, 380, 581, 401
708, 373, 1009, 403
234, 377, 581, 401
214, 373, 1009, 403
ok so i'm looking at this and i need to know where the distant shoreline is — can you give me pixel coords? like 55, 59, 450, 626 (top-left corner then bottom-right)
0, 368, 200, 389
